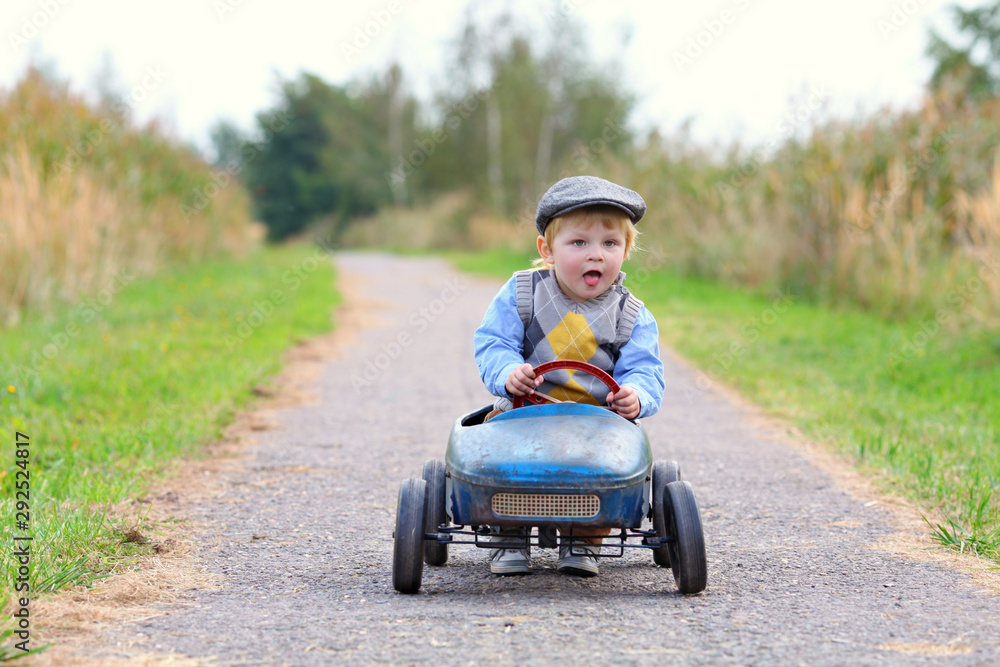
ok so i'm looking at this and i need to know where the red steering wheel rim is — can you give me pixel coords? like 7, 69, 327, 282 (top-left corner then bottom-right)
512, 360, 621, 409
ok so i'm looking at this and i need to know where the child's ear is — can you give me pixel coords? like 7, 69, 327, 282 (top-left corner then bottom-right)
537, 235, 554, 264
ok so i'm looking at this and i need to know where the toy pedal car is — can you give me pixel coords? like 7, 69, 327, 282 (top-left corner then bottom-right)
392, 360, 707, 595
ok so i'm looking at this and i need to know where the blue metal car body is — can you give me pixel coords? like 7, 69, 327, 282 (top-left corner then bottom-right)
445, 402, 652, 529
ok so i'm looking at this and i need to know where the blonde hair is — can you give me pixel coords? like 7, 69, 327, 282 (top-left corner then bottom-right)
534, 204, 638, 269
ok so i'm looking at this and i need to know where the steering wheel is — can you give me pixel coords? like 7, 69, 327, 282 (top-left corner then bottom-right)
512, 360, 621, 409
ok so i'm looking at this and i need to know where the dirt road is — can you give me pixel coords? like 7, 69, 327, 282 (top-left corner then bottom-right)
87, 252, 998, 665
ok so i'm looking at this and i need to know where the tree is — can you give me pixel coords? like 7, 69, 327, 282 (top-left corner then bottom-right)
239, 3, 633, 240
243, 72, 410, 240
426, 5, 635, 217
927, 2, 1000, 99
208, 119, 245, 170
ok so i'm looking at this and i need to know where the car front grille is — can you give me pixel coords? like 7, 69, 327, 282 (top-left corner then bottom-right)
491, 492, 600, 519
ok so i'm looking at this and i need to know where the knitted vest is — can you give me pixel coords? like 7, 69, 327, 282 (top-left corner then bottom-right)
498, 268, 642, 409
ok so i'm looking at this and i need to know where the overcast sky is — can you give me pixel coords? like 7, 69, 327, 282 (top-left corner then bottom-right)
1, 0, 980, 152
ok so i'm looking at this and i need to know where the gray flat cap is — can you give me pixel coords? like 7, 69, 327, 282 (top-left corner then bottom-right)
535, 175, 646, 235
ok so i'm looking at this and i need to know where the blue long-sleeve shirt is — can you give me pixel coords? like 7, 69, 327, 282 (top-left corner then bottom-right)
474, 276, 665, 418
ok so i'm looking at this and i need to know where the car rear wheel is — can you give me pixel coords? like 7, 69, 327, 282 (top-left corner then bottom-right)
651, 460, 681, 568
422, 459, 448, 566
664, 480, 707, 595
392, 477, 426, 594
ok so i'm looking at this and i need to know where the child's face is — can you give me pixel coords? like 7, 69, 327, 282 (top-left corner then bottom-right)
537, 218, 627, 303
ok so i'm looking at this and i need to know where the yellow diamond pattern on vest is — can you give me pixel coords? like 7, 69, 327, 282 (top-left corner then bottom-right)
545, 311, 598, 361
545, 311, 600, 404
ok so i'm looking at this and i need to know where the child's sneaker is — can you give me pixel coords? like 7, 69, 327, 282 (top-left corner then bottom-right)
557, 544, 600, 577
489, 529, 531, 575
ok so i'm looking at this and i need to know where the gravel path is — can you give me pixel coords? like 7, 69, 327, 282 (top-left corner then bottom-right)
95, 252, 999, 666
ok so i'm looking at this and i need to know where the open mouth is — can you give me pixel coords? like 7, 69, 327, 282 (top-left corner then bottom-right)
583, 270, 602, 287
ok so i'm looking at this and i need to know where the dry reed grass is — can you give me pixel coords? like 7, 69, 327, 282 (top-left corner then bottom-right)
605, 89, 1000, 326
340, 190, 525, 251
0, 68, 259, 325
1, 142, 146, 321
952, 162, 1000, 326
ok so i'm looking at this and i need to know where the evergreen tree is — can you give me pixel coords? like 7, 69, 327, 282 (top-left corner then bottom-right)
244, 72, 411, 241
927, 2, 1000, 99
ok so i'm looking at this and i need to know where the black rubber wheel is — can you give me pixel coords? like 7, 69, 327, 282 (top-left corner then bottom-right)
664, 480, 707, 594
392, 478, 426, 594
422, 459, 448, 566
651, 460, 681, 568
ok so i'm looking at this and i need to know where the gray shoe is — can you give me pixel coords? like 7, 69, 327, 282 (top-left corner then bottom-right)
489, 529, 531, 575
557, 544, 600, 577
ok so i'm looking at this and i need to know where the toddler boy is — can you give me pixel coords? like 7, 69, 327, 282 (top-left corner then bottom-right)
474, 175, 665, 577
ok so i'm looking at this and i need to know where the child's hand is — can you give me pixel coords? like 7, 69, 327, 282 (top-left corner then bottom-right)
607, 385, 640, 419
506, 363, 543, 397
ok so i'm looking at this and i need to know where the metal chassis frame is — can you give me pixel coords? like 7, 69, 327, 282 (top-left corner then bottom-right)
424, 524, 671, 558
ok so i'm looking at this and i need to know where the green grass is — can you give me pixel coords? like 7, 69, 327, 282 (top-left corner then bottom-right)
0, 243, 339, 610
449, 247, 1000, 563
